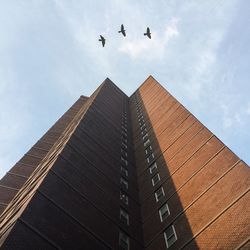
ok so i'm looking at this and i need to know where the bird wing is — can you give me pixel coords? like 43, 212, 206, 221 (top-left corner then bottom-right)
122, 30, 126, 36
147, 27, 150, 33
102, 38, 105, 47
148, 33, 151, 39
121, 24, 124, 31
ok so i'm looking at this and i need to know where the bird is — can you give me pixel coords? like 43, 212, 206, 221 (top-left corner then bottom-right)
118, 24, 126, 37
144, 27, 151, 39
99, 35, 105, 47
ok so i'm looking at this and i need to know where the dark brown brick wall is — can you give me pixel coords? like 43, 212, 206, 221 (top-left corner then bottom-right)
0, 96, 88, 215
0, 79, 143, 249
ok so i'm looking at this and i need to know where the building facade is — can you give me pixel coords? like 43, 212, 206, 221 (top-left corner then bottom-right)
0, 76, 249, 249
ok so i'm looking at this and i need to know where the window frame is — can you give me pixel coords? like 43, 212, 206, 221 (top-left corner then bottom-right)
145, 145, 152, 155
140, 123, 146, 130
120, 177, 128, 190
120, 191, 129, 205
119, 231, 130, 250
143, 138, 150, 147
121, 148, 128, 157
164, 225, 177, 248
152, 173, 160, 186
146, 152, 155, 163
121, 166, 128, 177
149, 162, 158, 174
121, 142, 128, 149
159, 203, 170, 222
155, 187, 165, 202
121, 157, 128, 166
120, 208, 129, 225
141, 128, 147, 136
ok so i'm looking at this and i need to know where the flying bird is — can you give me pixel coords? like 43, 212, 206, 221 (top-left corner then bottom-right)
118, 24, 126, 37
99, 35, 106, 47
144, 27, 151, 39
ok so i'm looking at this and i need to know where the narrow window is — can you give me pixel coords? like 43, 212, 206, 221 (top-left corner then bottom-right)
142, 133, 148, 141
122, 126, 127, 132
121, 166, 128, 177
121, 148, 128, 157
149, 162, 158, 174
141, 128, 147, 136
121, 142, 128, 149
122, 137, 128, 144
164, 225, 177, 248
138, 113, 143, 119
122, 119, 127, 125
145, 145, 152, 155
122, 130, 127, 138
138, 117, 144, 123
120, 177, 128, 190
152, 173, 160, 186
119, 231, 130, 250
120, 191, 128, 205
155, 187, 165, 202
144, 138, 150, 147
147, 153, 155, 163
159, 203, 170, 222
121, 157, 128, 166
120, 209, 129, 225
140, 123, 146, 130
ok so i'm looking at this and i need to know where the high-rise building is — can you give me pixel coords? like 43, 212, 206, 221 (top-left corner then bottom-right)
0, 76, 249, 249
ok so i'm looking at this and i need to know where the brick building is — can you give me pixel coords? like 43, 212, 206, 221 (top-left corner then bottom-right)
0, 76, 249, 249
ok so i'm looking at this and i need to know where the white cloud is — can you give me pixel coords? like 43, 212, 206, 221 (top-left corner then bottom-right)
118, 18, 179, 60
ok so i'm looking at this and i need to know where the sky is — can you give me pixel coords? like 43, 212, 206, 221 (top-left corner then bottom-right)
0, 0, 249, 178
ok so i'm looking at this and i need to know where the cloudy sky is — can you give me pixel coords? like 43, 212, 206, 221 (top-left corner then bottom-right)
0, 0, 249, 178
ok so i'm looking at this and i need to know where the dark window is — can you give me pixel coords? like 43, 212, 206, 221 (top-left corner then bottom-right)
164, 225, 177, 248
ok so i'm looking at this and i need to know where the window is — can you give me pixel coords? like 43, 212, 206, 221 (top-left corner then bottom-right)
139, 121, 144, 127
138, 113, 143, 119
120, 191, 128, 205
145, 145, 152, 155
155, 187, 165, 202
138, 117, 144, 122
146, 153, 155, 163
120, 209, 129, 225
121, 142, 128, 149
119, 231, 129, 250
149, 162, 158, 174
122, 126, 127, 132
152, 173, 160, 186
122, 131, 127, 138
122, 137, 127, 144
164, 225, 177, 248
159, 203, 170, 222
121, 157, 128, 166
121, 148, 128, 157
142, 133, 148, 141
141, 128, 147, 136
121, 166, 128, 177
140, 123, 146, 130
120, 177, 128, 190
143, 138, 150, 147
